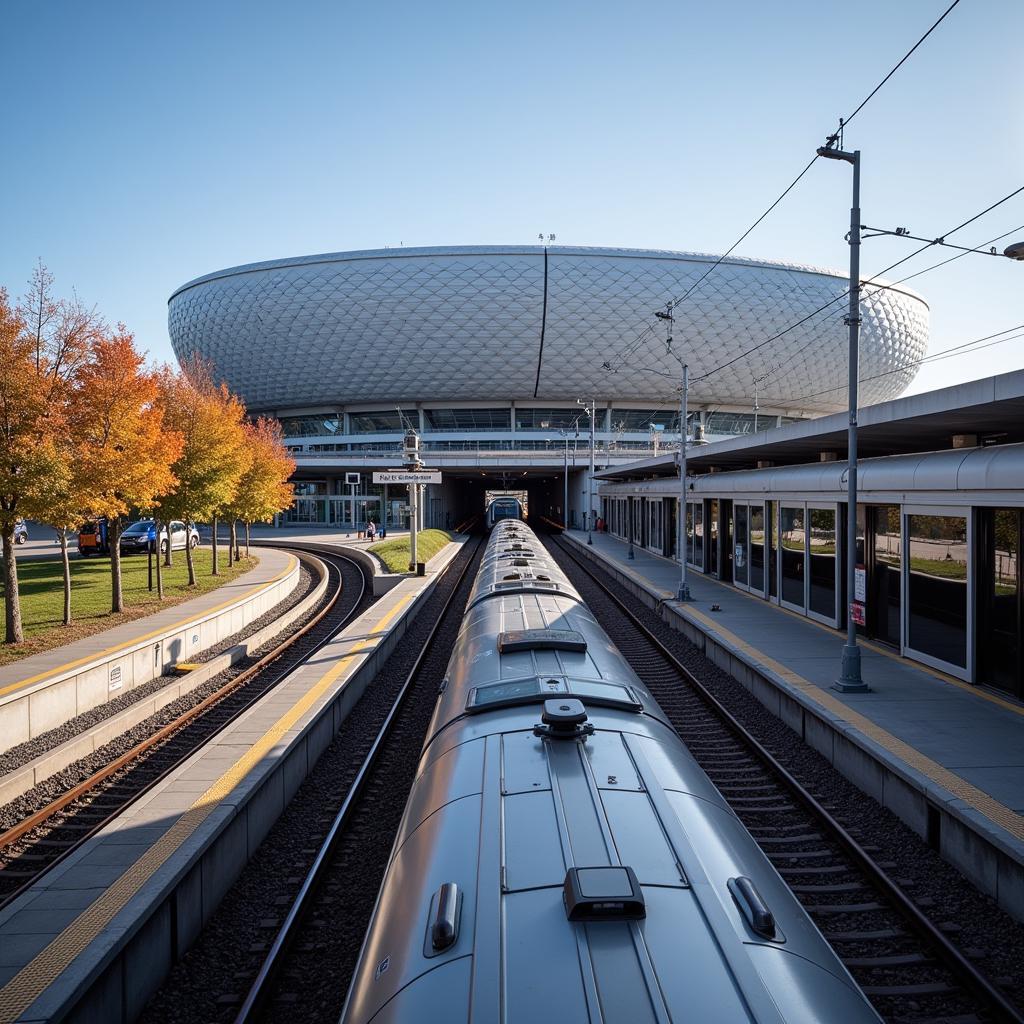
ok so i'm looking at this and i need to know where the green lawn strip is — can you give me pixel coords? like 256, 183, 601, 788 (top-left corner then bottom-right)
0, 550, 258, 668
368, 530, 454, 572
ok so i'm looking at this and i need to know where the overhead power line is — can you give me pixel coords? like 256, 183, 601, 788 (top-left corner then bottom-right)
764, 322, 1024, 407
604, 0, 966, 374
693, 184, 1024, 384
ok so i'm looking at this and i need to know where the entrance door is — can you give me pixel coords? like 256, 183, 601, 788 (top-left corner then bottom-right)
749, 504, 766, 596
720, 499, 734, 583
978, 508, 1022, 696
707, 500, 719, 577
734, 505, 749, 587
867, 505, 901, 648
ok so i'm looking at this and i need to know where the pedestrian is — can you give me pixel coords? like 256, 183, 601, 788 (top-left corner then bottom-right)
379, 519, 387, 539
366, 520, 376, 542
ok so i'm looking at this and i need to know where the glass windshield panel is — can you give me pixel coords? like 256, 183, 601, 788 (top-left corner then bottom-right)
124, 522, 152, 535
750, 505, 765, 593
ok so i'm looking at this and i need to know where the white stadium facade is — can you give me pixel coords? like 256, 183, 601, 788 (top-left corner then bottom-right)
168, 245, 929, 530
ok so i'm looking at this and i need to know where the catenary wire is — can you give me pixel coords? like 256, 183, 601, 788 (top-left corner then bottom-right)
762, 323, 1024, 407
603, 1, 966, 374
691, 184, 1024, 384
752, 218, 1024, 388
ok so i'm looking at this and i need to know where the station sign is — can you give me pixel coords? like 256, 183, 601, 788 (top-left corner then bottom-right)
372, 471, 442, 484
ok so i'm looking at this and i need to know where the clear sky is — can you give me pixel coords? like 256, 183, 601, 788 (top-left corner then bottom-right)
2, 0, 1022, 399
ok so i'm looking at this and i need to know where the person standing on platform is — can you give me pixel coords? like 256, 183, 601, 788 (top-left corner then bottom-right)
366, 519, 376, 542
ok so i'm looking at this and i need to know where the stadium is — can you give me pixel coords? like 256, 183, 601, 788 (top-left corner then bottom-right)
168, 245, 929, 528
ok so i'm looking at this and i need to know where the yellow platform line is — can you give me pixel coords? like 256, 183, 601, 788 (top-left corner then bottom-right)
0, 589, 414, 1024
682, 602, 1024, 842
0, 554, 297, 699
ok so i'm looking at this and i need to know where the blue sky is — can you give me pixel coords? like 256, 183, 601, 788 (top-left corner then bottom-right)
2, 0, 1021, 397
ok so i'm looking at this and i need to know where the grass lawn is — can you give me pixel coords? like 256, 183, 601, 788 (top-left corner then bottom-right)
0, 549, 258, 668
369, 530, 454, 572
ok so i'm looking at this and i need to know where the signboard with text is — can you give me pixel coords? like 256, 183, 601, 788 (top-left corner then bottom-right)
372, 471, 442, 485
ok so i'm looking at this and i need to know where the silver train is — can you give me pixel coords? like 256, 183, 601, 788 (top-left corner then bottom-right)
485, 496, 523, 528
340, 520, 882, 1023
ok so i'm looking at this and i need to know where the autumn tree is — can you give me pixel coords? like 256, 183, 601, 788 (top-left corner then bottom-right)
19, 264, 105, 624
0, 290, 65, 643
72, 329, 181, 613
157, 360, 246, 586
226, 417, 295, 557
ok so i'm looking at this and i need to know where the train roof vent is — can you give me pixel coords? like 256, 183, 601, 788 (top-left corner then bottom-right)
513, 558, 530, 566
498, 629, 587, 653
563, 866, 646, 921
502, 573, 521, 581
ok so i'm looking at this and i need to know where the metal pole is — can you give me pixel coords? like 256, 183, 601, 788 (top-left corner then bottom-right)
563, 438, 569, 530
677, 363, 691, 601
587, 399, 595, 545
409, 484, 418, 571
837, 150, 868, 691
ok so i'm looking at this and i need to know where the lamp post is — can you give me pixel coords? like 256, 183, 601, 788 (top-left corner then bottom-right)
557, 429, 570, 530
577, 398, 596, 544
655, 301, 692, 601
817, 141, 868, 692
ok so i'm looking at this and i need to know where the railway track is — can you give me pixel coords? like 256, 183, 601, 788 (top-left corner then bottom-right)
0, 546, 368, 912
547, 533, 1024, 1024
230, 535, 485, 1024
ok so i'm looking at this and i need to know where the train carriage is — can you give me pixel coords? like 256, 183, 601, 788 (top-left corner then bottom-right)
340, 520, 881, 1023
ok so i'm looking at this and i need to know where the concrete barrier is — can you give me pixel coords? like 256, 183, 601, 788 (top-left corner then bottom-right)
0, 549, 301, 754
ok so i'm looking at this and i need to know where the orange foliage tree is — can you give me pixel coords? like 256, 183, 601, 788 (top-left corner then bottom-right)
157, 360, 246, 585
72, 329, 182, 613
0, 290, 65, 643
227, 417, 295, 556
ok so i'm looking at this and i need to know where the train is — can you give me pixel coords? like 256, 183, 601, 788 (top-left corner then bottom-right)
340, 519, 882, 1023
485, 495, 524, 528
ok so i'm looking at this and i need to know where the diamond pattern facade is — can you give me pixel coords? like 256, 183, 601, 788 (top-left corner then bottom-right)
168, 246, 928, 415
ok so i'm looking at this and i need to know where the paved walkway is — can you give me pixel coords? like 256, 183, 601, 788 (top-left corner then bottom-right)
564, 529, 1024, 835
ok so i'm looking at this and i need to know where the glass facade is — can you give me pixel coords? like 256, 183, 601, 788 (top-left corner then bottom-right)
706, 411, 758, 436
610, 409, 682, 432
979, 508, 1020, 693
907, 514, 968, 668
515, 408, 590, 431
349, 410, 418, 433
424, 407, 511, 431
279, 415, 340, 437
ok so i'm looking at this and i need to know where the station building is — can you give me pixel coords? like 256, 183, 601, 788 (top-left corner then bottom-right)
595, 369, 1024, 695
168, 245, 928, 529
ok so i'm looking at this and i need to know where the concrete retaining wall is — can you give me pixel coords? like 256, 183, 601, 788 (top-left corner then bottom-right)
0, 554, 330, 806
0, 551, 301, 753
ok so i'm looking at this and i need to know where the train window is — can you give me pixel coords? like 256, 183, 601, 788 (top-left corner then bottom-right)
569, 680, 643, 711
468, 679, 551, 708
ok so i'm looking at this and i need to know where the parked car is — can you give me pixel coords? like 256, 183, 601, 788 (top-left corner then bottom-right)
118, 519, 199, 555
77, 519, 110, 556
14, 520, 28, 545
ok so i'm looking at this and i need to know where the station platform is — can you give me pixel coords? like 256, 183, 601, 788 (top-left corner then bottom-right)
0, 536, 465, 1024
0, 548, 300, 753
562, 529, 1024, 922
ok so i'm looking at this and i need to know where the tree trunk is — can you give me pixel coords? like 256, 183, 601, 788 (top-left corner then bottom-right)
2, 528, 24, 644
154, 517, 164, 599
245, 521, 251, 558
234, 520, 241, 561
60, 528, 72, 625
110, 518, 124, 613
164, 524, 173, 567
185, 522, 197, 586
227, 520, 234, 568
211, 516, 219, 575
